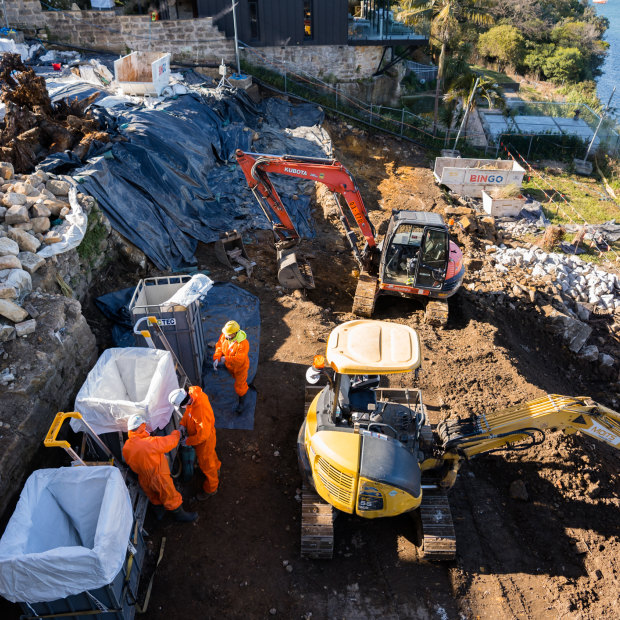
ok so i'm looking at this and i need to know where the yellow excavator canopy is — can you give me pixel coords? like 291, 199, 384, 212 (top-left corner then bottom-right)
326, 320, 421, 374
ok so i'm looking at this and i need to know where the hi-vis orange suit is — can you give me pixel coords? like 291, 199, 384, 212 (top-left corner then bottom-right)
214, 330, 250, 396
180, 386, 221, 494
123, 426, 182, 510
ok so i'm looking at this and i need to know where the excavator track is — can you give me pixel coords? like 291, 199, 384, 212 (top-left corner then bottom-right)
425, 299, 449, 327
301, 485, 334, 559
352, 273, 378, 317
419, 484, 456, 561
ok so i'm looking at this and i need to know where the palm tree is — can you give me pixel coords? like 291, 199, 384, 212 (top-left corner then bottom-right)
397, 0, 493, 134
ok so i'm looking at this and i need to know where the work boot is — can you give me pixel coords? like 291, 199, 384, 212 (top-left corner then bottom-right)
171, 505, 198, 523
152, 505, 166, 521
236, 391, 249, 415
196, 488, 217, 501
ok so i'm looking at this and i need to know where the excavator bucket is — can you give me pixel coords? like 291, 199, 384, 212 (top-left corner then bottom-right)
214, 230, 256, 277
277, 247, 315, 289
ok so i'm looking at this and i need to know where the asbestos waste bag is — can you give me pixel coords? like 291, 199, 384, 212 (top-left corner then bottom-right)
0, 466, 132, 604
72, 347, 179, 435
163, 273, 213, 307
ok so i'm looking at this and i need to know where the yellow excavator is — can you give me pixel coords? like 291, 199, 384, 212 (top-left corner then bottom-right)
298, 320, 620, 560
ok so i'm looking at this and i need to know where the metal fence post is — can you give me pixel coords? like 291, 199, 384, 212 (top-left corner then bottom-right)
336, 83, 339, 110
284, 69, 287, 95
400, 108, 405, 137
527, 135, 533, 160
370, 103, 374, 127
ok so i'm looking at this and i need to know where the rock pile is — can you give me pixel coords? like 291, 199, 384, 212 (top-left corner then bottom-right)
0, 161, 94, 343
491, 245, 620, 311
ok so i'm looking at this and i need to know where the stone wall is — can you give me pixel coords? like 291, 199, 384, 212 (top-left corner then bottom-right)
0, 3, 235, 65
242, 44, 384, 81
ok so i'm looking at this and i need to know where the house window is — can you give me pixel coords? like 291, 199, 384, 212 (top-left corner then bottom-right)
304, 0, 313, 40
249, 0, 260, 41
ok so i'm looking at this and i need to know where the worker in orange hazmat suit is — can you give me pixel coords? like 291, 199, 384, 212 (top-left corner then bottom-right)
123, 414, 197, 522
169, 386, 221, 501
213, 320, 251, 414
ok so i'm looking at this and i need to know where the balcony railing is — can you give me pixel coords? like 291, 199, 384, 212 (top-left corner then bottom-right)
348, 2, 429, 43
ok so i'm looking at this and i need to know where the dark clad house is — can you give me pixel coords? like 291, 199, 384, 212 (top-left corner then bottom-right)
195, 0, 427, 48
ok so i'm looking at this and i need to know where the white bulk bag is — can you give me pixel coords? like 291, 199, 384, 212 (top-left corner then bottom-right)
71, 347, 179, 435
0, 466, 132, 604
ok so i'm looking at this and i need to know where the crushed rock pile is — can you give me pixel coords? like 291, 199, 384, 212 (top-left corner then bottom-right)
491, 245, 620, 311
0, 161, 94, 348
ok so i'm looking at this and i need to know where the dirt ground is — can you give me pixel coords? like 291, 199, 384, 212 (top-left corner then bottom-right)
3, 121, 619, 619
141, 123, 619, 620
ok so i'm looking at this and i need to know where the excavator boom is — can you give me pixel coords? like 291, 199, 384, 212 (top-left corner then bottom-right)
236, 150, 377, 249
438, 394, 620, 459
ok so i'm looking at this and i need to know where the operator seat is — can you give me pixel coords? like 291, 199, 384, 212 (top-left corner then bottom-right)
348, 375, 380, 412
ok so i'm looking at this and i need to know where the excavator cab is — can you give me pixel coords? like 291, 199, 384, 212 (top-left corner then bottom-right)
381, 211, 449, 290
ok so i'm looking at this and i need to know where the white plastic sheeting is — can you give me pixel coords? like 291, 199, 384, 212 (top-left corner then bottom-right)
37, 186, 88, 259
164, 273, 213, 307
0, 467, 132, 604
72, 347, 179, 435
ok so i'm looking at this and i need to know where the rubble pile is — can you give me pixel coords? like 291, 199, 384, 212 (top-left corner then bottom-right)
491, 245, 620, 310
0, 53, 108, 172
0, 160, 95, 344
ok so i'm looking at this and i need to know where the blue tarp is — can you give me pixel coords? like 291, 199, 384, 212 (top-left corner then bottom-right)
40, 82, 326, 271
95, 281, 259, 430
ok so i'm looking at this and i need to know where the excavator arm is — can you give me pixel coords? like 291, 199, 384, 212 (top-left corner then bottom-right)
425, 394, 620, 488
236, 150, 377, 271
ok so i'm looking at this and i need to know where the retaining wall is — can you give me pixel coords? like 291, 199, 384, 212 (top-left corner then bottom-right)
1, 2, 235, 64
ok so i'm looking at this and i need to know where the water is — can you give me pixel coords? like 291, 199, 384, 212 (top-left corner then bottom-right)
595, 1, 620, 114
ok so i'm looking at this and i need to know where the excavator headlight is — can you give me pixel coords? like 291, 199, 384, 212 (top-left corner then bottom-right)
313, 355, 326, 369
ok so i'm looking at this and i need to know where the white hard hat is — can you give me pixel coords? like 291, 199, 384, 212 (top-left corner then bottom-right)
127, 414, 146, 431
169, 388, 189, 408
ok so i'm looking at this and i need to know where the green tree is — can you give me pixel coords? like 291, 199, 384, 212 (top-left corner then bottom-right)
477, 25, 525, 70
543, 46, 585, 83
551, 20, 608, 59
523, 42, 555, 80
397, 0, 493, 133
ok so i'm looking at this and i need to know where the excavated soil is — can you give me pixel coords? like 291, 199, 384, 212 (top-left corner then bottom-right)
3, 122, 619, 619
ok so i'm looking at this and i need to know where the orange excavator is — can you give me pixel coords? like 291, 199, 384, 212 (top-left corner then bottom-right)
235, 150, 465, 325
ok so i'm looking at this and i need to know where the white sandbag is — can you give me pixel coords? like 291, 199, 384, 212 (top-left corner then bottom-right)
37, 186, 88, 259
71, 347, 179, 435
0, 466, 132, 604
163, 273, 213, 308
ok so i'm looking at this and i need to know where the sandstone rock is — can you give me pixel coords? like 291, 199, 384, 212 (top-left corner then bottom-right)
17, 252, 45, 275
580, 345, 599, 362
0, 323, 14, 342
0, 255, 21, 270
4, 205, 29, 225
0, 298, 28, 322
30, 203, 51, 218
509, 479, 529, 501
0, 268, 32, 299
60, 207, 70, 217
32, 170, 48, 183
46, 179, 71, 196
599, 353, 615, 367
12, 182, 37, 197
0, 206, 6, 219
2, 192, 27, 207
8, 228, 41, 253
44, 200, 68, 217
12, 222, 33, 231
43, 230, 62, 244
445, 206, 475, 217
15, 319, 36, 337
460, 216, 473, 231
0, 237, 19, 257
25, 195, 43, 207
31, 217, 51, 234
0, 162, 14, 180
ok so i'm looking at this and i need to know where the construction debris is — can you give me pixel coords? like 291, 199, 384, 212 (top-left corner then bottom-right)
0, 54, 109, 172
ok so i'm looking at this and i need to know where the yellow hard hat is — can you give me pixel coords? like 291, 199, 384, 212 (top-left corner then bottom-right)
222, 320, 240, 336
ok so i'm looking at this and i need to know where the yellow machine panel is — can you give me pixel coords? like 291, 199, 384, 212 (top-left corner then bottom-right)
356, 477, 422, 518
326, 320, 421, 374
307, 430, 360, 513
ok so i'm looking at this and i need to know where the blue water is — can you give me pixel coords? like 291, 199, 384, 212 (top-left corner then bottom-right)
595, 2, 620, 114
